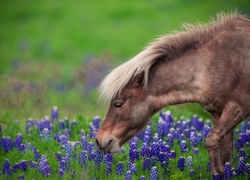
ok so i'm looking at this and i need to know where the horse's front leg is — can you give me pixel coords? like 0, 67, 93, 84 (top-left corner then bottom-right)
205, 102, 245, 176
219, 129, 234, 165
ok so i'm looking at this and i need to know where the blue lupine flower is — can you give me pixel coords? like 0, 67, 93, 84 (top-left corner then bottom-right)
236, 156, 245, 176
213, 173, 223, 180
58, 120, 66, 129
190, 131, 197, 147
192, 147, 199, 154
224, 162, 233, 180
14, 133, 22, 148
180, 140, 188, 153
19, 160, 28, 172
169, 150, 176, 159
116, 162, 124, 175
129, 163, 137, 174
105, 162, 112, 176
143, 158, 151, 171
51, 106, 59, 123
150, 166, 158, 180
2, 136, 12, 153
40, 128, 50, 139
12, 163, 20, 173
79, 150, 87, 165
190, 169, 196, 177
18, 174, 24, 180
34, 149, 41, 161
125, 171, 132, 180
3, 159, 12, 177
30, 161, 37, 168
185, 156, 193, 169
140, 143, 150, 157
177, 157, 185, 172
203, 125, 211, 139
140, 175, 146, 180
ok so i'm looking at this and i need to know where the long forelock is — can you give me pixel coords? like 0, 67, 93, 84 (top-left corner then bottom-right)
99, 12, 247, 100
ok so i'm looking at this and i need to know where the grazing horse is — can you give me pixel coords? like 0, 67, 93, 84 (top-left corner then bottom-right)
95, 12, 250, 176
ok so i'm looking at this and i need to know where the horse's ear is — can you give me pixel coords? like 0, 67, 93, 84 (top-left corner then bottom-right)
129, 72, 144, 88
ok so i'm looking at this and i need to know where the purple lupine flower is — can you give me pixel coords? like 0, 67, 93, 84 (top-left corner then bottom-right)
161, 160, 168, 169
152, 133, 159, 143
18, 144, 26, 152
89, 124, 97, 138
58, 135, 68, 145
125, 171, 132, 180
34, 149, 41, 161
150, 166, 158, 180
94, 150, 102, 168
2, 136, 12, 153
58, 120, 66, 129
105, 154, 114, 163
129, 163, 137, 174
213, 173, 223, 180
143, 158, 151, 171
140, 143, 150, 157
58, 168, 64, 177
70, 120, 77, 127
140, 175, 146, 180
158, 152, 168, 164
30, 161, 37, 168
106, 162, 112, 176
169, 150, 176, 159
143, 135, 151, 146
190, 131, 197, 147
116, 162, 124, 175
12, 163, 20, 173
79, 150, 87, 165
161, 144, 170, 153
18, 174, 24, 180
185, 156, 193, 169
92, 116, 101, 130
40, 128, 50, 139
190, 169, 196, 177
3, 159, 12, 177
58, 159, 66, 176
245, 163, 250, 176
129, 148, 139, 162
150, 141, 160, 158
224, 162, 233, 180
55, 152, 63, 162
166, 133, 173, 145
14, 133, 22, 148
177, 156, 185, 172
19, 160, 28, 172
192, 147, 199, 154
65, 141, 73, 158
51, 106, 59, 123
180, 140, 188, 153
203, 125, 211, 139
157, 118, 166, 138
238, 148, 247, 159
236, 156, 245, 176
38, 156, 51, 177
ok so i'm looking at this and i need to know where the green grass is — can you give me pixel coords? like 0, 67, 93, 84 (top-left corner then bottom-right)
0, 0, 250, 126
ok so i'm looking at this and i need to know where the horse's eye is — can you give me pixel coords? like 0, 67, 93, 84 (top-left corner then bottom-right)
114, 102, 123, 108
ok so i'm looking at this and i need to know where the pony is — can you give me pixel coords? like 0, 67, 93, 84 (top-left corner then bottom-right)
95, 12, 250, 176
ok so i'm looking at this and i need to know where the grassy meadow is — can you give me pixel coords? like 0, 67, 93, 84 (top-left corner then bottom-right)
1, 0, 250, 179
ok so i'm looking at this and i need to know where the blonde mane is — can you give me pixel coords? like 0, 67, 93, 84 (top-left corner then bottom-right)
99, 12, 247, 100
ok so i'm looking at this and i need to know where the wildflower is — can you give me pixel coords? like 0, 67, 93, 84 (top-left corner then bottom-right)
14, 133, 22, 148
58, 159, 66, 176
190, 131, 197, 147
190, 169, 196, 177
140, 143, 150, 157
203, 125, 211, 139
92, 116, 101, 130
105, 153, 114, 163
125, 171, 132, 180
79, 150, 87, 165
12, 163, 20, 173
34, 149, 41, 161
150, 141, 160, 157
2, 136, 12, 153
30, 161, 37, 168
116, 162, 124, 175
143, 158, 151, 171
193, 147, 199, 154
129, 163, 137, 174
150, 166, 158, 180
169, 150, 176, 159
185, 156, 193, 169
105, 162, 112, 176
3, 159, 12, 177
177, 156, 185, 172
94, 150, 102, 168
38, 156, 51, 177
180, 140, 188, 153
238, 148, 247, 159
236, 156, 245, 176
58, 120, 66, 129
129, 148, 139, 162
55, 152, 63, 162
224, 162, 233, 180
51, 106, 59, 122
140, 176, 146, 180
19, 160, 28, 172
213, 173, 223, 180
40, 128, 50, 139
18, 174, 24, 180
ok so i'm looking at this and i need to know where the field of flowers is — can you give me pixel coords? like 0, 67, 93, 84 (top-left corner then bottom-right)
0, 107, 250, 180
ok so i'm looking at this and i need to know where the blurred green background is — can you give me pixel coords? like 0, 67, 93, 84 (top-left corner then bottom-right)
1, 0, 250, 127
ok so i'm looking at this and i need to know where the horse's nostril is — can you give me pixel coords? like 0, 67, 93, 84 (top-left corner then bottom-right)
107, 139, 113, 147
95, 138, 100, 147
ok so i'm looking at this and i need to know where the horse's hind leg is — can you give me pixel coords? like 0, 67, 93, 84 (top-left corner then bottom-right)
206, 102, 245, 176
219, 129, 234, 165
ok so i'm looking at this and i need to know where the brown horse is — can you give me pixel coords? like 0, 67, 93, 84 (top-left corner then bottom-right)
95, 12, 250, 176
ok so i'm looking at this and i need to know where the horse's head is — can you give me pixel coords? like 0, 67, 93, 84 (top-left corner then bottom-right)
95, 80, 154, 153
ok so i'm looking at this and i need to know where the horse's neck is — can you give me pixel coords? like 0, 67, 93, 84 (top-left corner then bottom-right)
148, 48, 208, 110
